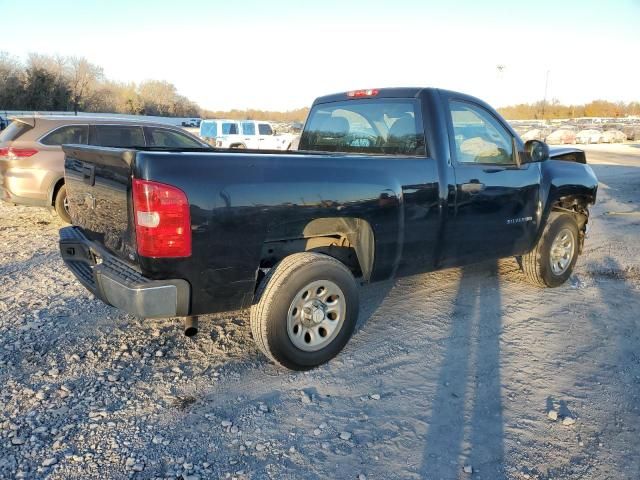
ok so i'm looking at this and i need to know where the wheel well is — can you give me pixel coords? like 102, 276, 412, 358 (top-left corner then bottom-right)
51, 178, 65, 206
257, 217, 375, 285
551, 195, 590, 251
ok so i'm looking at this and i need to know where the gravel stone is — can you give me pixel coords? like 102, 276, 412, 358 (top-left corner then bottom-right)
42, 457, 58, 467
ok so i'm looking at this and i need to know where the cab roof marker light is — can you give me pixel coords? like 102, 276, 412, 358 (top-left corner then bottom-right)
347, 89, 380, 98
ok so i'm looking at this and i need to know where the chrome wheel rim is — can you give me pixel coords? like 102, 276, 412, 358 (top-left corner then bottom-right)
549, 228, 575, 275
287, 279, 346, 352
63, 195, 70, 214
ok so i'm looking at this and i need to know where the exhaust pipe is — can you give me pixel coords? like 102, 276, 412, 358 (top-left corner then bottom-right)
184, 316, 199, 337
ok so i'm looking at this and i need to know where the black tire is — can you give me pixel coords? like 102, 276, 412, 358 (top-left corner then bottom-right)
250, 252, 359, 370
54, 184, 72, 224
521, 212, 580, 287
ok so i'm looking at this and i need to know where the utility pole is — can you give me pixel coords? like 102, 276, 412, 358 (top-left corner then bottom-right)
541, 70, 550, 120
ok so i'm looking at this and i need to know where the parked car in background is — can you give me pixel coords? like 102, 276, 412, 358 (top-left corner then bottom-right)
181, 119, 201, 128
601, 129, 626, 143
621, 125, 640, 141
0, 116, 210, 223
546, 128, 577, 145
214, 120, 295, 150
521, 128, 551, 142
576, 129, 604, 144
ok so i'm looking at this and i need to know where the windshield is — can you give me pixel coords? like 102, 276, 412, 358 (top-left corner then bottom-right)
299, 99, 426, 155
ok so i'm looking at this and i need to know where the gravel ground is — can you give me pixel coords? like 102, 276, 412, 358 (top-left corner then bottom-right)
1, 144, 639, 480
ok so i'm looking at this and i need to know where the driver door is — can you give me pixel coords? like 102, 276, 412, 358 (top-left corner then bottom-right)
445, 98, 540, 263
257, 123, 274, 149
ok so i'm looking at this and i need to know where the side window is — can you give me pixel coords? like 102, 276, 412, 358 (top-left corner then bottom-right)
146, 128, 203, 148
242, 122, 256, 135
200, 121, 217, 138
450, 101, 514, 165
258, 123, 273, 135
41, 125, 88, 146
222, 122, 238, 135
93, 125, 145, 147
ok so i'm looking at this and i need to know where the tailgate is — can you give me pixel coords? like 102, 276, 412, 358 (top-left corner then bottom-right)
63, 145, 138, 264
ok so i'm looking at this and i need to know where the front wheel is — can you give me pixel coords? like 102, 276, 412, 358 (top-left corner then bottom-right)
250, 252, 359, 370
521, 212, 580, 287
54, 184, 72, 224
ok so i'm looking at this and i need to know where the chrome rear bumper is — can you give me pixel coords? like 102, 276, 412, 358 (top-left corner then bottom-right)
59, 226, 190, 318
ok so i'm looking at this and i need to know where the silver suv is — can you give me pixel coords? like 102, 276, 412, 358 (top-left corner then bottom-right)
0, 115, 209, 222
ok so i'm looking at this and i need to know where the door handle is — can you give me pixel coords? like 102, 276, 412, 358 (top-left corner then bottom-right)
461, 181, 485, 193
82, 165, 95, 186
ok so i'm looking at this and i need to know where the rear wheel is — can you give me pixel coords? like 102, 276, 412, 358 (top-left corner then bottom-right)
250, 252, 359, 370
521, 212, 579, 287
54, 184, 71, 224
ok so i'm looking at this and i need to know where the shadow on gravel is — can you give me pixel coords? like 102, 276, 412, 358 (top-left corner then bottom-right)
355, 279, 395, 333
584, 256, 640, 477
420, 261, 506, 479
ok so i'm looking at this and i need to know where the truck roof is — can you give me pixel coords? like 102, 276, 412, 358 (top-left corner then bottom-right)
312, 87, 426, 106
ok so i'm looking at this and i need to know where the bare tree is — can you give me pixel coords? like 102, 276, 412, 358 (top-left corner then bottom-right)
67, 57, 103, 114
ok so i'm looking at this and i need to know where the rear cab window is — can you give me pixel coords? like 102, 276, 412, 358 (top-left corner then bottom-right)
92, 125, 146, 148
299, 99, 426, 155
0, 120, 34, 143
40, 125, 89, 146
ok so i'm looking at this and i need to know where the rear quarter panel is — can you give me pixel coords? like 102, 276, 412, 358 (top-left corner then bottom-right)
134, 151, 438, 314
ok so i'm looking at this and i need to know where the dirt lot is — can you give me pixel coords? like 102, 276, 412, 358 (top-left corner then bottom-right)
1, 144, 639, 480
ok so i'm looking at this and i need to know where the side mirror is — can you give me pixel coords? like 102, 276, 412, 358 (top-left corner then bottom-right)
524, 139, 549, 163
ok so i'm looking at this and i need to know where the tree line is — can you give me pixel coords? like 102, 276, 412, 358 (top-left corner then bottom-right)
0, 52, 200, 117
498, 99, 640, 120
7, 51, 635, 123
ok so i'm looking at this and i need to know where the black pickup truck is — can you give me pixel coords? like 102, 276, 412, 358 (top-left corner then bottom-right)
59, 88, 598, 370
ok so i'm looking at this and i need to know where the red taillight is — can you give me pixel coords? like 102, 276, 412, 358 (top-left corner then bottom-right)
347, 89, 379, 98
132, 178, 191, 258
0, 147, 39, 159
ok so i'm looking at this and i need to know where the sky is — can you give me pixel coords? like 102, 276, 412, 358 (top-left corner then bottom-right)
1, 0, 639, 111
